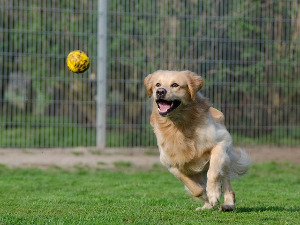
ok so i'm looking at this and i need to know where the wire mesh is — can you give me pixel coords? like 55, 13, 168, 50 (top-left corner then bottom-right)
0, 0, 98, 147
107, 0, 300, 147
0, 0, 299, 147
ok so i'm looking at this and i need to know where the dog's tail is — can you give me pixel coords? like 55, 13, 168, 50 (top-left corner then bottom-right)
229, 148, 251, 179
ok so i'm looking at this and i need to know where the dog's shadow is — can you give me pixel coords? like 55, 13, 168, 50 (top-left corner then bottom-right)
237, 206, 299, 213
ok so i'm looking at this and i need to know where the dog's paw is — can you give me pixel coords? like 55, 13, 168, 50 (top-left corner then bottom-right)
206, 183, 221, 207
208, 195, 219, 207
219, 204, 235, 212
195, 202, 213, 211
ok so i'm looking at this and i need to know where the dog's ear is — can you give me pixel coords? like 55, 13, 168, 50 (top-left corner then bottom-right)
144, 74, 153, 98
184, 71, 203, 100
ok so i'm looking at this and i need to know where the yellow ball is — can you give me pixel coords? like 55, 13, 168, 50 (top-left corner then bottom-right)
66, 50, 90, 73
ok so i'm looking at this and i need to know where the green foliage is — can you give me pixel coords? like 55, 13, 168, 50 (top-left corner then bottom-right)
0, 162, 299, 224
0, 115, 158, 147
0, 115, 96, 147
1, 113, 299, 146
232, 127, 300, 146
107, 127, 157, 147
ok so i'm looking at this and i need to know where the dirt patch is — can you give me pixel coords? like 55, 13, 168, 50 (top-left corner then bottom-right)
0, 148, 160, 170
245, 146, 300, 165
0, 146, 299, 170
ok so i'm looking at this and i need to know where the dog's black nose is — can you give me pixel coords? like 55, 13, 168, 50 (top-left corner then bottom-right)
156, 88, 167, 99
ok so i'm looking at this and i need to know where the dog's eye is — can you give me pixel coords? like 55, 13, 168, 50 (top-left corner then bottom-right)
171, 83, 179, 87
156, 83, 161, 87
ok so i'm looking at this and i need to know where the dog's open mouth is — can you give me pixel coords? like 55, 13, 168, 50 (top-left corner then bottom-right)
156, 99, 181, 116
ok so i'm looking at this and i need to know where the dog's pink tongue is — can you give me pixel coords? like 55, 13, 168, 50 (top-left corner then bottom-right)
159, 102, 171, 112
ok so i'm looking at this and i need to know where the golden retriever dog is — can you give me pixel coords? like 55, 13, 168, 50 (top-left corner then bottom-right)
144, 70, 251, 211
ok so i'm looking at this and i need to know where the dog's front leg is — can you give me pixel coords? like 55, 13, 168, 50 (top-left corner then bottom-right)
169, 167, 203, 197
206, 143, 229, 207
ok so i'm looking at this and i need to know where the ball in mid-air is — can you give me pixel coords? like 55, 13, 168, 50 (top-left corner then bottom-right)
66, 50, 90, 73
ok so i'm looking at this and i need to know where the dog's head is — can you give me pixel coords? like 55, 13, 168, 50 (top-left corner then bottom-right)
144, 70, 203, 117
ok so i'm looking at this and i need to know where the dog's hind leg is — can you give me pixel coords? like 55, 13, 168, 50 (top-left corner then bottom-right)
169, 167, 204, 197
219, 175, 236, 212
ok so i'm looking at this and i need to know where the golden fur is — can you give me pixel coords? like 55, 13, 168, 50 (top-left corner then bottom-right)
144, 70, 251, 211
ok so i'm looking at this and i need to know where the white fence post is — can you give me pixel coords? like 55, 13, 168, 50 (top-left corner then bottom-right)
96, 0, 107, 149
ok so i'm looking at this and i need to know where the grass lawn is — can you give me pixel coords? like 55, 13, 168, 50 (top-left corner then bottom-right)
0, 162, 299, 224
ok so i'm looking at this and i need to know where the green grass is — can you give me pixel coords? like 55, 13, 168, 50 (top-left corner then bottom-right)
72, 151, 85, 156
113, 161, 132, 168
0, 162, 299, 224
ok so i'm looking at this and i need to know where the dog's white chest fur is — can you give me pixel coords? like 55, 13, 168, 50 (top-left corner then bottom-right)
155, 117, 219, 172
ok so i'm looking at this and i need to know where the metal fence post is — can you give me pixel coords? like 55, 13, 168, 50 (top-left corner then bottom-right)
97, 0, 107, 149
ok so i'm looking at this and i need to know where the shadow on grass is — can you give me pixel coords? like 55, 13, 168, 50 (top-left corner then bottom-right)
237, 206, 299, 213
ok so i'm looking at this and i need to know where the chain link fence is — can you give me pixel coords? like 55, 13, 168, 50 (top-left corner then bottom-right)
0, 0, 299, 147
